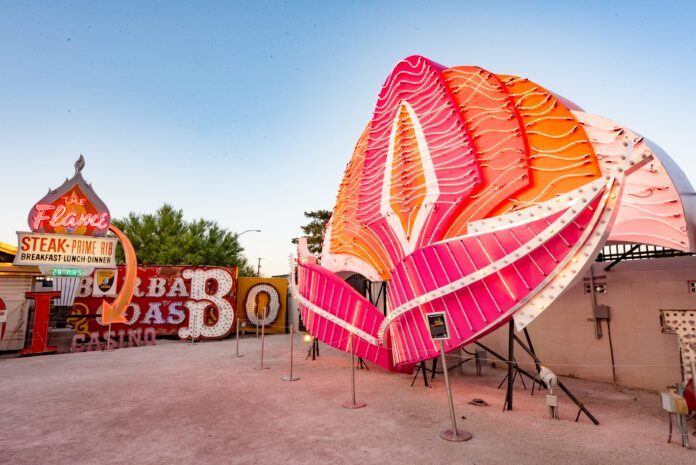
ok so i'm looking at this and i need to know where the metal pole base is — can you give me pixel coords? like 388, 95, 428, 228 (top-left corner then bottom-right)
281, 376, 300, 382
439, 430, 472, 442
342, 400, 367, 409
235, 354, 245, 358
254, 367, 270, 370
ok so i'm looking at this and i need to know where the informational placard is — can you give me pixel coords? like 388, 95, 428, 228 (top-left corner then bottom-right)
426, 311, 450, 341
13, 232, 117, 268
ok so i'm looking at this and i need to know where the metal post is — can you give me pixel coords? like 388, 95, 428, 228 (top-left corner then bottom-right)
342, 333, 366, 409
255, 307, 269, 370
282, 325, 300, 381
504, 321, 514, 411
106, 323, 112, 351
235, 317, 244, 357
189, 313, 196, 346
439, 340, 472, 441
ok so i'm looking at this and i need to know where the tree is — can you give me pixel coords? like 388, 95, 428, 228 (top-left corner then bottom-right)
113, 204, 256, 276
292, 209, 332, 256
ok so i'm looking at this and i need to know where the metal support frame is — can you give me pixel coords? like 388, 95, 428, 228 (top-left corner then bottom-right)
306, 337, 319, 360
602, 244, 641, 271
411, 353, 477, 388
366, 281, 388, 317
596, 243, 692, 269
357, 357, 369, 370
475, 328, 600, 425
410, 360, 433, 387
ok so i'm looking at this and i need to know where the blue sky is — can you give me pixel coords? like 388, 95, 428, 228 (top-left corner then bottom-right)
1, 1, 695, 275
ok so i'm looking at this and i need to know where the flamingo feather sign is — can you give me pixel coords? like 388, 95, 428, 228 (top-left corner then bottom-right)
291, 55, 696, 371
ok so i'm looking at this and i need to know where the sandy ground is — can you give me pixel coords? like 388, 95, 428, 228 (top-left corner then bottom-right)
0, 334, 694, 465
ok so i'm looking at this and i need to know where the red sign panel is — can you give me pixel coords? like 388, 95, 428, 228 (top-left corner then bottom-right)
27, 157, 111, 236
69, 266, 238, 342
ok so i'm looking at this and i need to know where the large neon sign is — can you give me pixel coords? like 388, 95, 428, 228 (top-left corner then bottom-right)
291, 55, 696, 371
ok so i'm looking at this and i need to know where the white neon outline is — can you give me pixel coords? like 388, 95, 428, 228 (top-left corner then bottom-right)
380, 101, 440, 254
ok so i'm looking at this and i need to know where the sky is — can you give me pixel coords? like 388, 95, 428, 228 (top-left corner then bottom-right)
1, 0, 695, 276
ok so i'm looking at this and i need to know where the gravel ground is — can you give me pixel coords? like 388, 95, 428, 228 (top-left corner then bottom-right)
0, 334, 694, 464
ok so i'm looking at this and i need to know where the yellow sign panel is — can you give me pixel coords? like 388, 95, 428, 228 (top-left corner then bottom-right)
236, 277, 288, 334
93, 268, 118, 297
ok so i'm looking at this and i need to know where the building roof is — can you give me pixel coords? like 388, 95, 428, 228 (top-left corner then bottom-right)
0, 241, 16, 256
0, 241, 17, 264
0, 242, 40, 276
0, 263, 41, 277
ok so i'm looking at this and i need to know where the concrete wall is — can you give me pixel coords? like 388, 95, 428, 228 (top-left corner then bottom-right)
470, 256, 696, 392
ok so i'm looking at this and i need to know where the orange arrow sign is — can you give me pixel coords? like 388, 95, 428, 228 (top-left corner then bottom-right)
100, 225, 137, 325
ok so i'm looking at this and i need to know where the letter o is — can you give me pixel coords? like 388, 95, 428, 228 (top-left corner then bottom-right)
245, 283, 280, 327
126, 302, 141, 325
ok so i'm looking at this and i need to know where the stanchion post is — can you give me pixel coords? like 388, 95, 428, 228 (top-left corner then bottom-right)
439, 340, 472, 442
106, 323, 112, 351
342, 333, 366, 409
235, 317, 244, 357
424, 311, 471, 442
255, 307, 269, 370
281, 325, 300, 381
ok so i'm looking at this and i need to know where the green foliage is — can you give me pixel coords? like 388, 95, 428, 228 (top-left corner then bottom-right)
113, 204, 256, 276
291, 209, 332, 256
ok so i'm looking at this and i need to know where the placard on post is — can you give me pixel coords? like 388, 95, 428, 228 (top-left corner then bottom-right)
426, 311, 450, 341
425, 310, 472, 443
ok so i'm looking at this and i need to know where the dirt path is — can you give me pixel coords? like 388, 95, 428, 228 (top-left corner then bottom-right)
0, 335, 693, 464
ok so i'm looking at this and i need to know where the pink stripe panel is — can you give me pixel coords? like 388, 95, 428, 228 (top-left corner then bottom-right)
297, 263, 391, 370
386, 193, 603, 367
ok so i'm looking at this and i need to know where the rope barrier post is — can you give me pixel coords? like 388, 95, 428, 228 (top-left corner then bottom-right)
255, 307, 269, 370
504, 321, 514, 411
235, 317, 244, 358
439, 339, 472, 442
188, 313, 196, 346
342, 333, 366, 409
422, 311, 471, 442
106, 323, 112, 351
281, 325, 300, 381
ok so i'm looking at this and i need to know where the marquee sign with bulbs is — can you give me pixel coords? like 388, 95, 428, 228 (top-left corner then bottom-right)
291, 55, 696, 371
67, 268, 289, 350
68, 265, 240, 350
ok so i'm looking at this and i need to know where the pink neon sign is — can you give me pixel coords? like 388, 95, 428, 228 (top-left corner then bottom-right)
292, 55, 696, 371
